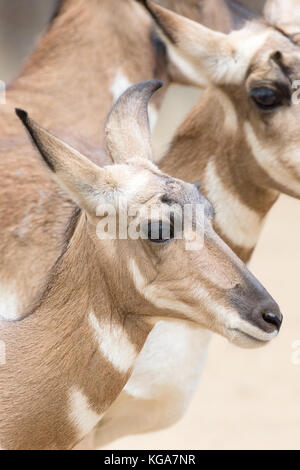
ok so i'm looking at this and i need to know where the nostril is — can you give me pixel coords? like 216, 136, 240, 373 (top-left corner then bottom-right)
262, 312, 283, 331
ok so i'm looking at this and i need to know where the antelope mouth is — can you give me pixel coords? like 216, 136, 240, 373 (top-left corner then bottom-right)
230, 328, 271, 344
228, 327, 278, 348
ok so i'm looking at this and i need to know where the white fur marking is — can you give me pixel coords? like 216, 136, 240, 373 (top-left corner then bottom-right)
129, 257, 205, 319
215, 88, 238, 133
0, 283, 20, 321
220, 31, 269, 84
93, 324, 212, 447
69, 387, 103, 439
204, 159, 263, 249
125, 320, 211, 405
110, 70, 131, 103
164, 26, 268, 85
89, 311, 136, 373
168, 45, 208, 87
244, 121, 300, 195
110, 69, 158, 130
107, 164, 153, 207
148, 105, 158, 131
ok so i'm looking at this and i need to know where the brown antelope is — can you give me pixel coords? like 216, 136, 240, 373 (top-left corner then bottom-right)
94, 0, 300, 448
0, 80, 282, 450
0, 0, 267, 447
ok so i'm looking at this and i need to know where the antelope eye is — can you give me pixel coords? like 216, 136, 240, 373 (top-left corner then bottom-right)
250, 87, 283, 110
147, 220, 174, 243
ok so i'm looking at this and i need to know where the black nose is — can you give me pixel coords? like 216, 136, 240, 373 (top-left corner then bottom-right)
262, 311, 283, 331
228, 283, 283, 334
251, 299, 283, 333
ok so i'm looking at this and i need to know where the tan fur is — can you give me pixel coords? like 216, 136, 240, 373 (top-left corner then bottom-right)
158, 0, 232, 32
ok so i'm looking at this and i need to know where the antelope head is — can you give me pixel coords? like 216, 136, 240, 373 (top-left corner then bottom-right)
16, 80, 282, 348
139, 0, 300, 199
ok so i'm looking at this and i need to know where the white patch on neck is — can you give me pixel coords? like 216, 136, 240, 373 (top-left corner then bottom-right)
124, 320, 211, 403
110, 69, 158, 130
204, 159, 263, 250
244, 121, 300, 195
0, 283, 20, 321
215, 88, 238, 133
89, 311, 137, 373
93, 323, 212, 445
69, 387, 103, 440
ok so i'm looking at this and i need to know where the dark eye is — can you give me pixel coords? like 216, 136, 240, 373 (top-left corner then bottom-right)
250, 87, 283, 110
147, 220, 174, 243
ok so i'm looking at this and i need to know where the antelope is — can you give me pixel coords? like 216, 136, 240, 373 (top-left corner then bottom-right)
92, 0, 300, 448
0, 80, 282, 450
0, 0, 268, 447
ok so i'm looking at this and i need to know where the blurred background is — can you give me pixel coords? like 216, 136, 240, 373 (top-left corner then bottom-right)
1, 0, 299, 450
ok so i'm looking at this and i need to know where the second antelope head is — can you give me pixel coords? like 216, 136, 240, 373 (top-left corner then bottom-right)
140, 0, 300, 200
17, 80, 282, 347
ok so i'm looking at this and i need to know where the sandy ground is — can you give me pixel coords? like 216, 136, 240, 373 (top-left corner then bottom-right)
1, 0, 300, 451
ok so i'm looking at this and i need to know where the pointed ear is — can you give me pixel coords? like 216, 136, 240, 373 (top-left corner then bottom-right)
264, 0, 300, 27
137, 0, 235, 86
15, 109, 113, 214
105, 80, 163, 164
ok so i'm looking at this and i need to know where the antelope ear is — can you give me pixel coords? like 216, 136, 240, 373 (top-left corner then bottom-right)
264, 0, 300, 27
105, 80, 163, 164
137, 0, 235, 86
15, 109, 112, 214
